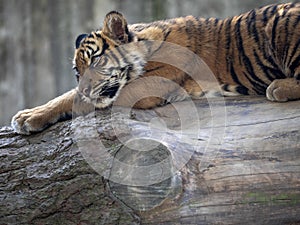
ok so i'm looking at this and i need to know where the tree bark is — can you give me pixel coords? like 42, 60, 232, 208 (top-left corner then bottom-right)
0, 96, 300, 225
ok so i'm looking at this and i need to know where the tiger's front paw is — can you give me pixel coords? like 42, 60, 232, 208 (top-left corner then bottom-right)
11, 107, 56, 135
266, 78, 300, 102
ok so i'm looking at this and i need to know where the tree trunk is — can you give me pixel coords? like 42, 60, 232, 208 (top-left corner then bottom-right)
0, 96, 300, 225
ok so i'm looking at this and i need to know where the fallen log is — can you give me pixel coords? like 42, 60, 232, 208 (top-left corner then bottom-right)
0, 96, 299, 225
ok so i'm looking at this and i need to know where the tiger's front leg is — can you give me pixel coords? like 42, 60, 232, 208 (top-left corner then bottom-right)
11, 88, 92, 135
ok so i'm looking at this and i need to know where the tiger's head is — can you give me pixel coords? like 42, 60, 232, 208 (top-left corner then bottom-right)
73, 11, 146, 108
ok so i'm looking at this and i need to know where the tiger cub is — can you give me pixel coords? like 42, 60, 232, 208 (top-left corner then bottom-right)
12, 3, 300, 134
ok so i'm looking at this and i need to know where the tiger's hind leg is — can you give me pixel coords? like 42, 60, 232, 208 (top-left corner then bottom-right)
266, 78, 300, 102
264, 5, 300, 102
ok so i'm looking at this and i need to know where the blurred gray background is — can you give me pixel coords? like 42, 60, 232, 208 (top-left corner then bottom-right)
0, 0, 297, 126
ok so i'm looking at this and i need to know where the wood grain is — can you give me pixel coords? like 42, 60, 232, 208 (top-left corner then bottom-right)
0, 96, 299, 224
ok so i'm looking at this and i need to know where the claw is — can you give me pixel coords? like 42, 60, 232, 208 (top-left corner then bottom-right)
11, 116, 31, 135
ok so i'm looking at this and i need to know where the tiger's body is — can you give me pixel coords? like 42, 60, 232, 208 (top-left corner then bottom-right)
12, 3, 300, 134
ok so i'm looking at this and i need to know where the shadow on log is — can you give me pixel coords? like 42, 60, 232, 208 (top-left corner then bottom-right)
0, 96, 300, 225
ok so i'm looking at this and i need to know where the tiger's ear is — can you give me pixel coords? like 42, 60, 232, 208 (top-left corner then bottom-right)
75, 33, 88, 48
102, 11, 130, 44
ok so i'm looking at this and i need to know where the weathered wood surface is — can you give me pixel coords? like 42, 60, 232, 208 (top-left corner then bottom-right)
0, 96, 300, 225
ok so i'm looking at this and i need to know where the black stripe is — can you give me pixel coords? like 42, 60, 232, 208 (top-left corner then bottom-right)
86, 50, 91, 58
79, 50, 87, 63
80, 49, 85, 55
287, 38, 300, 70
94, 46, 100, 54
115, 46, 129, 65
235, 17, 268, 94
214, 18, 219, 26
145, 65, 165, 73
225, 18, 233, 72
229, 62, 243, 86
268, 5, 279, 23
101, 39, 109, 55
84, 40, 96, 45
115, 45, 126, 59
247, 10, 260, 43
289, 54, 300, 75
262, 6, 269, 24
255, 26, 286, 80
253, 50, 276, 82
270, 5, 278, 16
205, 18, 210, 26
271, 16, 280, 49
268, 67, 286, 79
292, 14, 300, 28
236, 86, 249, 95
100, 83, 120, 98
243, 71, 266, 95
235, 17, 244, 66
128, 32, 134, 42
222, 84, 249, 95
95, 32, 102, 38
87, 45, 94, 52
280, 5, 289, 17
215, 20, 224, 78
282, 14, 292, 64
92, 81, 105, 94
262, 5, 278, 25
164, 30, 171, 41
222, 84, 229, 91
186, 19, 195, 35
107, 49, 119, 65
261, 41, 285, 79
286, 15, 300, 66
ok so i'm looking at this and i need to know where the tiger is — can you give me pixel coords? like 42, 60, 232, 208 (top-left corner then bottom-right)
11, 3, 300, 135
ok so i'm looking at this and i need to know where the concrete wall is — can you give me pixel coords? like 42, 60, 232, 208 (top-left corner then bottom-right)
0, 0, 297, 126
